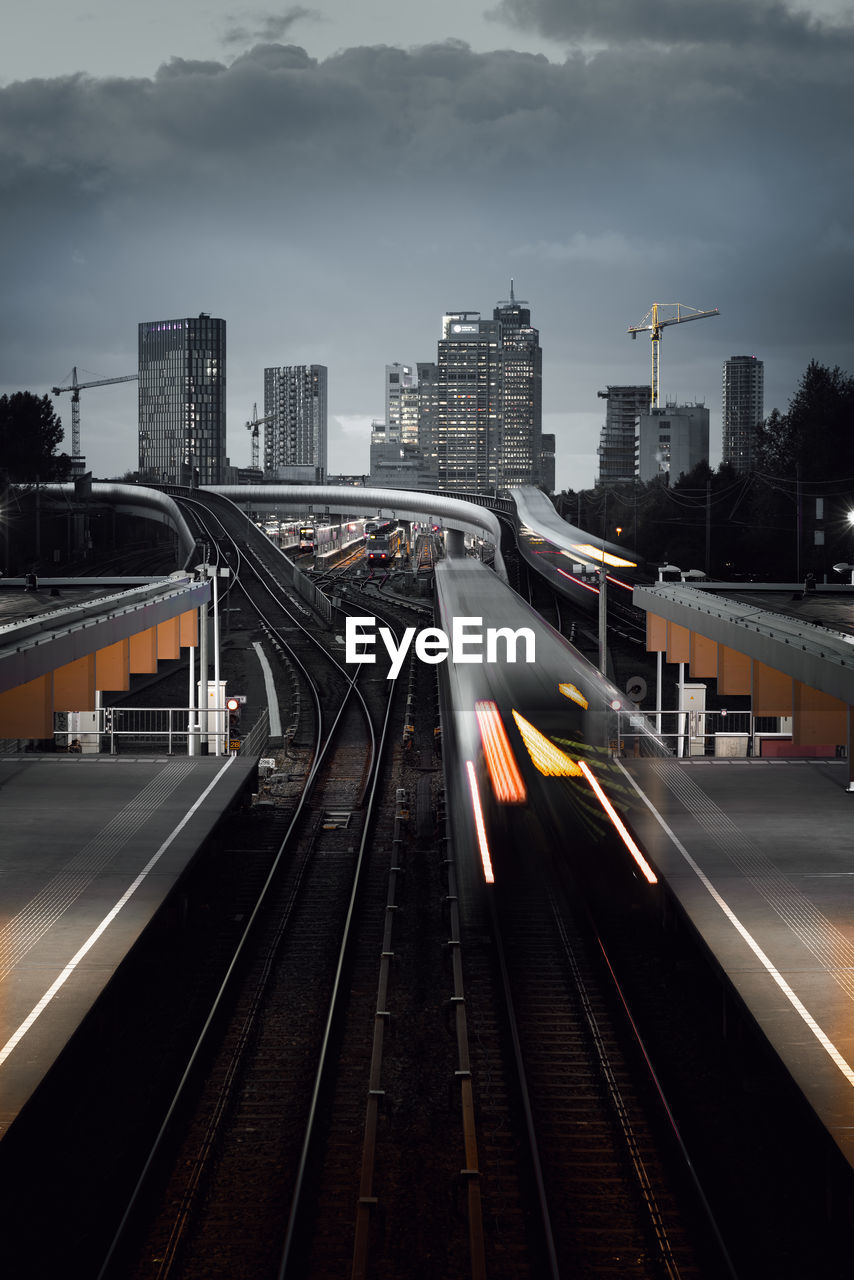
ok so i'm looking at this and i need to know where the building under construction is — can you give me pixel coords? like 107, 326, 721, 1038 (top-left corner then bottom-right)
596, 385, 649, 485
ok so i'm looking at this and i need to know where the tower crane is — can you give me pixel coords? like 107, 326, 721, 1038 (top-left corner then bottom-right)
628, 302, 719, 408
51, 366, 138, 470
245, 403, 277, 471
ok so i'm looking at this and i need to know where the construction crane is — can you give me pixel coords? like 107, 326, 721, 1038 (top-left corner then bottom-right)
245, 403, 277, 471
628, 302, 719, 408
51, 366, 138, 469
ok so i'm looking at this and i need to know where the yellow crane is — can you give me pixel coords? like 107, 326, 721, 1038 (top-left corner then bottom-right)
51, 366, 138, 470
628, 302, 719, 408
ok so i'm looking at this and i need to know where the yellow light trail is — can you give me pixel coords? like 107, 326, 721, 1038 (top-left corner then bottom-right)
559, 682, 588, 710
512, 711, 583, 777
564, 545, 637, 568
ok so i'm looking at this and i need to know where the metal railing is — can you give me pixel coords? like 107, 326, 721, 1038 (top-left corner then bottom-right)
613, 710, 811, 759
53, 706, 270, 757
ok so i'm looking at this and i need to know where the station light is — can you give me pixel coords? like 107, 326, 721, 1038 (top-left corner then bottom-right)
226, 694, 245, 744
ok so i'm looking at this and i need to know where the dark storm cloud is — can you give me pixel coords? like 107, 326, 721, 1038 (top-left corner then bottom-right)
0, 30, 852, 478
489, 0, 854, 49
0, 33, 849, 201
221, 7, 320, 48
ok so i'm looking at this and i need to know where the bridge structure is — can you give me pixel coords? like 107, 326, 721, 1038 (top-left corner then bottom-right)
203, 483, 509, 580
2, 481, 512, 742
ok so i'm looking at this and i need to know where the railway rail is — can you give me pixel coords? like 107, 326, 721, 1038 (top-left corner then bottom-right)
8, 491, 788, 1278
97, 493, 485, 1280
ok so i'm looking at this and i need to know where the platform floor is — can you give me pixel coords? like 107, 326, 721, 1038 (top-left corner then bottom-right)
620, 755, 854, 1170
0, 752, 256, 1136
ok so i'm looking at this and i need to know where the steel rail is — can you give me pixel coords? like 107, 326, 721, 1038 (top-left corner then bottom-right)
95, 504, 373, 1279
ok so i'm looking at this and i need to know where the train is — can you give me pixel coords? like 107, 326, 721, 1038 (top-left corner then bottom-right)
433, 557, 663, 888
366, 522, 404, 565
510, 485, 647, 614
256, 518, 367, 557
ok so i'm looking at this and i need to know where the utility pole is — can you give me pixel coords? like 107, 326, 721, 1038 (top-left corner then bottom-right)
598, 491, 608, 676
705, 478, 711, 576
796, 468, 802, 583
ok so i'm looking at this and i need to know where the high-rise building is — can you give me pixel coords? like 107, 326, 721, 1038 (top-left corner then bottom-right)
722, 355, 764, 473
637, 402, 709, 484
385, 363, 415, 442
436, 312, 502, 491
596, 385, 649, 485
540, 432, 556, 493
416, 361, 439, 480
436, 289, 542, 493
398, 381, 421, 448
138, 313, 226, 485
493, 288, 542, 488
263, 365, 327, 482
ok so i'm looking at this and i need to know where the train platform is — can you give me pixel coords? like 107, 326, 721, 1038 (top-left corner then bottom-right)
619, 754, 854, 1172
0, 751, 257, 1137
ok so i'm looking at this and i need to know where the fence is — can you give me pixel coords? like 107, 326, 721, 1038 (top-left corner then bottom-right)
53, 706, 271, 758
614, 710, 810, 759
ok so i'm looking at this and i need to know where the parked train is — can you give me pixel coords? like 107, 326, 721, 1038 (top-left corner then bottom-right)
256, 518, 367, 556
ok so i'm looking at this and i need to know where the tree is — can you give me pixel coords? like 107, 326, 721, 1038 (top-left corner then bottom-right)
754, 360, 854, 483
0, 391, 71, 481
751, 361, 854, 578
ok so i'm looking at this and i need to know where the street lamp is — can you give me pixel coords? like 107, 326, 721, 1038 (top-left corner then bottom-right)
833, 562, 854, 585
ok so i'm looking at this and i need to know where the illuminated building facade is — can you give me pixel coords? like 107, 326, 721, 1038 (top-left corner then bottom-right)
416, 361, 439, 479
492, 289, 542, 489
138, 313, 226, 485
385, 363, 416, 443
436, 289, 541, 493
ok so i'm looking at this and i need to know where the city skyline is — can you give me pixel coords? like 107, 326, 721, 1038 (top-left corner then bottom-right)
1, 1, 852, 491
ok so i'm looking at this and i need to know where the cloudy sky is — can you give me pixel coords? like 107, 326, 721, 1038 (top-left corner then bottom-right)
2, 1, 853, 490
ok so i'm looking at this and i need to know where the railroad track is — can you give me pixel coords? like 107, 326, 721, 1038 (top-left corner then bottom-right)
92, 495, 393, 1276
455, 848, 728, 1279
23, 494, 736, 1278
99, 494, 492, 1280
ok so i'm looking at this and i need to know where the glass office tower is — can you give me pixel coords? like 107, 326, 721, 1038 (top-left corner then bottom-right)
436, 289, 542, 494
138, 314, 226, 485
